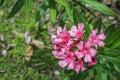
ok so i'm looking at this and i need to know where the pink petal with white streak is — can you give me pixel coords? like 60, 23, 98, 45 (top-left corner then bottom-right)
77, 41, 83, 50
84, 54, 92, 62
92, 29, 98, 35
67, 61, 74, 70
78, 23, 84, 31
98, 33, 106, 40
57, 27, 62, 34
59, 60, 68, 68
75, 51, 84, 59
98, 41, 105, 46
90, 49, 97, 57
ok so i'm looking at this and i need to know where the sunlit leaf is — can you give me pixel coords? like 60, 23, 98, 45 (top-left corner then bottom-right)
25, 0, 30, 20
56, 0, 73, 22
49, 0, 57, 23
79, 0, 117, 17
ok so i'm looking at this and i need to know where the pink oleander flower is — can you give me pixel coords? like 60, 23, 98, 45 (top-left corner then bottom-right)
88, 29, 106, 48
59, 52, 75, 70
74, 60, 86, 73
76, 41, 97, 62
51, 26, 73, 50
51, 23, 106, 73
69, 23, 84, 39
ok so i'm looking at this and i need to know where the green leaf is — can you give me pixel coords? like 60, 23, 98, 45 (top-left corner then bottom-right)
25, 0, 30, 20
94, 17, 102, 33
0, 0, 4, 6
35, 0, 49, 22
70, 71, 88, 80
49, 0, 57, 23
105, 29, 120, 48
114, 64, 120, 80
79, 0, 117, 17
104, 49, 120, 57
105, 24, 115, 41
106, 57, 120, 66
8, 0, 24, 18
59, 12, 67, 26
96, 64, 107, 80
56, 0, 73, 22
107, 72, 116, 80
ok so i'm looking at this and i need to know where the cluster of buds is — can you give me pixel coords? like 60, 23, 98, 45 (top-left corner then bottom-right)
51, 23, 106, 73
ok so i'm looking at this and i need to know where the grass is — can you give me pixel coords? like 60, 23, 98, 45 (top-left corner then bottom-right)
0, 25, 62, 80
0, 0, 63, 80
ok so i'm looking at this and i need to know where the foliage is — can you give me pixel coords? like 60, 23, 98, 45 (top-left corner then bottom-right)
0, 0, 120, 80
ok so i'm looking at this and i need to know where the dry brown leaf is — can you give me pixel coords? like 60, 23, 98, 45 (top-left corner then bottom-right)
31, 40, 45, 49
25, 45, 33, 61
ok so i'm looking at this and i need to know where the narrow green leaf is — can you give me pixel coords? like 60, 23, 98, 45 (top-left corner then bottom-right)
25, 0, 30, 20
104, 49, 120, 57
8, 0, 24, 18
56, 0, 73, 22
105, 29, 120, 48
114, 64, 120, 80
49, 0, 56, 23
105, 24, 115, 40
0, 0, 4, 6
35, 0, 49, 22
107, 72, 116, 80
70, 71, 88, 80
79, 0, 117, 17
59, 12, 67, 27
94, 17, 102, 33
106, 57, 120, 66
96, 64, 107, 80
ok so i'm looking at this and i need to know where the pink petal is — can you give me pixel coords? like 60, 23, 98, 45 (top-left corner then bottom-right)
57, 27, 62, 34
71, 26, 77, 31
98, 33, 106, 40
69, 26, 77, 37
78, 23, 84, 31
90, 49, 97, 57
75, 67, 80, 74
75, 51, 84, 59
84, 54, 92, 62
67, 61, 74, 70
54, 38, 62, 43
67, 40, 73, 46
63, 25, 67, 31
51, 35, 56, 39
57, 53, 66, 59
98, 41, 105, 46
74, 64, 80, 73
52, 51, 58, 56
94, 44, 98, 49
85, 41, 91, 47
59, 60, 68, 68
77, 41, 83, 50
92, 29, 98, 35
88, 59, 97, 66
81, 66, 86, 71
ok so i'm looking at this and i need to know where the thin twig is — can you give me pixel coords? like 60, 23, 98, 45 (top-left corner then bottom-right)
73, 0, 106, 28
73, 0, 97, 18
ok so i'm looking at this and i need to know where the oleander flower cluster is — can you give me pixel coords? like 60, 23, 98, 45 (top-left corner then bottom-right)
51, 23, 106, 73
